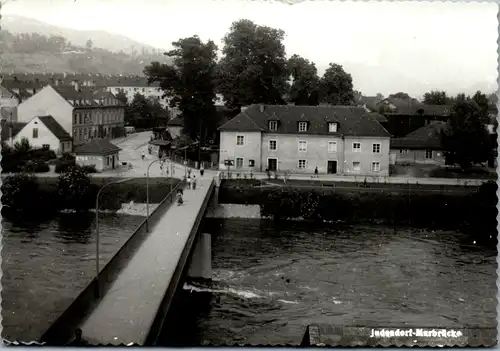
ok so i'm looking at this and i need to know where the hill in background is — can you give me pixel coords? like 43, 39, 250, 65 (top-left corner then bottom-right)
0, 15, 172, 75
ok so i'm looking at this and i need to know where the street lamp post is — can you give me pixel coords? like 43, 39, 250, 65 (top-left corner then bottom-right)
170, 142, 199, 185
146, 157, 167, 232
95, 177, 134, 298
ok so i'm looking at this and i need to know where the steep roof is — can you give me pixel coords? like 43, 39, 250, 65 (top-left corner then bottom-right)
390, 121, 448, 149
38, 116, 72, 141
52, 86, 126, 108
379, 98, 452, 116
358, 96, 382, 112
0, 84, 16, 98
74, 139, 121, 155
219, 104, 391, 138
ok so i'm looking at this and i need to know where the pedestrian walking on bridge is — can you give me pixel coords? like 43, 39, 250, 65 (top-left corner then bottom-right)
192, 175, 197, 190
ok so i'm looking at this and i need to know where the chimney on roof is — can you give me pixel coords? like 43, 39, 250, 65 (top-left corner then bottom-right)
259, 104, 265, 113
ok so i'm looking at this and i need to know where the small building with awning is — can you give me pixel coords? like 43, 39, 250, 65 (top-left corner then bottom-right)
149, 139, 172, 158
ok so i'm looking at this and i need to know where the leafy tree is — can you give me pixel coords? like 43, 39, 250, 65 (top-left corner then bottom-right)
423, 90, 449, 105
217, 19, 289, 109
441, 98, 492, 169
12, 137, 32, 157
487, 92, 498, 106
1, 173, 41, 212
375, 93, 385, 100
58, 165, 93, 212
145, 36, 218, 142
389, 92, 412, 100
319, 63, 354, 105
287, 54, 320, 105
86, 38, 93, 51
115, 90, 129, 106
471, 90, 490, 122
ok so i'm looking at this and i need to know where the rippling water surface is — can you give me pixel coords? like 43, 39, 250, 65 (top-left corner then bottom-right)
181, 219, 497, 346
2, 213, 145, 342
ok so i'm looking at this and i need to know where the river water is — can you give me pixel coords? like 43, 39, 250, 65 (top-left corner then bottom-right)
1, 213, 145, 342
174, 219, 497, 346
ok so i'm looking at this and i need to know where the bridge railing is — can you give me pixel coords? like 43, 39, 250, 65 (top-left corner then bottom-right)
40, 179, 186, 345
145, 177, 216, 345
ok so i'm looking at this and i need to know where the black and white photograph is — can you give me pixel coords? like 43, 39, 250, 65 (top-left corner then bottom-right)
0, 0, 498, 347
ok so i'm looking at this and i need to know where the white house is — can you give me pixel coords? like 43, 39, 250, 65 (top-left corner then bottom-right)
12, 115, 73, 154
17, 85, 75, 135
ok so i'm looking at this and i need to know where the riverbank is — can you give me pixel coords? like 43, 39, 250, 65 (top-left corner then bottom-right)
1, 176, 180, 218
215, 180, 497, 247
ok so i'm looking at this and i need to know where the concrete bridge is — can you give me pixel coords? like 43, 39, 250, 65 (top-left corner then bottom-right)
40, 176, 219, 346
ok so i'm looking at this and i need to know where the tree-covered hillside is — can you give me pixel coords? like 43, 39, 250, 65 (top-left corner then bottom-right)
0, 30, 172, 75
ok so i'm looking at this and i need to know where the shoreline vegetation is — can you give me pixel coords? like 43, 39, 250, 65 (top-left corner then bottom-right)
217, 179, 498, 248
1, 168, 180, 219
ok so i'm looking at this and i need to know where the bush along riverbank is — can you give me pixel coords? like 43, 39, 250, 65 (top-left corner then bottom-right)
218, 179, 498, 247
1, 165, 180, 218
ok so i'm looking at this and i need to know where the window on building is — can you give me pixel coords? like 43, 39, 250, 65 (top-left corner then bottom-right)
269, 121, 278, 132
298, 140, 307, 152
298, 121, 307, 132
236, 157, 243, 168
236, 135, 244, 145
352, 161, 361, 172
399, 149, 409, 154
73, 115, 77, 124
298, 159, 307, 169
269, 140, 277, 150
353, 142, 361, 152
42, 144, 50, 149
372, 143, 381, 153
371, 162, 380, 172
249, 159, 255, 167
32, 128, 38, 138
328, 141, 337, 153
328, 122, 338, 132
425, 150, 433, 159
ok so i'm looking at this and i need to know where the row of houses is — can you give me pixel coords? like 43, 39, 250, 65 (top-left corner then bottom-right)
1, 82, 126, 159
0, 73, 227, 119
216, 99, 497, 176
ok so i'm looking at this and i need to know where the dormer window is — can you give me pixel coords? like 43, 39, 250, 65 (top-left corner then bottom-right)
328, 122, 338, 133
298, 121, 307, 132
269, 120, 278, 132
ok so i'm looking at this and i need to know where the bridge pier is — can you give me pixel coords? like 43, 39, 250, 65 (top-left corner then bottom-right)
188, 233, 212, 280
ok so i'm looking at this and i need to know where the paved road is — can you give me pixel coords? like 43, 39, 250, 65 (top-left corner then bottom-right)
78, 177, 214, 345
3, 131, 490, 187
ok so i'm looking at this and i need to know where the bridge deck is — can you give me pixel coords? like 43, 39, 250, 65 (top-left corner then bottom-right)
78, 178, 214, 345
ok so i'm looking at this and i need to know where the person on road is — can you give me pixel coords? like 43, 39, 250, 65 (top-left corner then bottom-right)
187, 174, 192, 189
192, 175, 197, 190
200, 163, 204, 177
141, 151, 145, 161
314, 166, 319, 178
176, 189, 183, 205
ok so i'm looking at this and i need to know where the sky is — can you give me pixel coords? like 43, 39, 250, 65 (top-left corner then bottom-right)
3, 0, 499, 97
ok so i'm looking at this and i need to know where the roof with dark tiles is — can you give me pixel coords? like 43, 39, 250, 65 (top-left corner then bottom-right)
390, 120, 448, 150
74, 139, 121, 155
219, 104, 391, 138
51, 85, 126, 108
378, 98, 452, 116
38, 115, 72, 141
